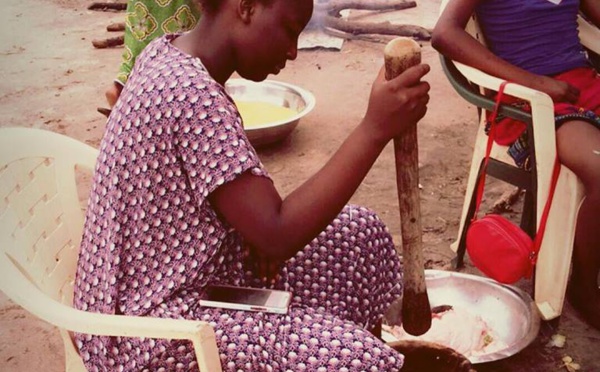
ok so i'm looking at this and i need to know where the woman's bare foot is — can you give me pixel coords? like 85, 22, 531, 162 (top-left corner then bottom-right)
105, 82, 123, 108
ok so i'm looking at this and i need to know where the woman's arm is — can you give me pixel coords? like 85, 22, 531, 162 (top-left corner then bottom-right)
431, 0, 578, 103
581, 0, 600, 28
208, 65, 430, 261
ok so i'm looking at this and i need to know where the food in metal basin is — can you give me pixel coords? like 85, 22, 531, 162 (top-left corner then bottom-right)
235, 100, 298, 128
384, 306, 508, 358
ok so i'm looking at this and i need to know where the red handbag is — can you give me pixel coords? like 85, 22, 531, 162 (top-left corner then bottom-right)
466, 81, 561, 284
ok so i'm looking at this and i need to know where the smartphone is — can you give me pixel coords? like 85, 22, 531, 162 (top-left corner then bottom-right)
199, 285, 292, 314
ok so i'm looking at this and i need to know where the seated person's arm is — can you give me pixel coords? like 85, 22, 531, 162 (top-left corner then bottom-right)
432, 0, 578, 103
581, 0, 600, 28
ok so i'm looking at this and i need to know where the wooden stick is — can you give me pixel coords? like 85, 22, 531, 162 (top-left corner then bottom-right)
314, 0, 417, 16
92, 35, 125, 49
324, 17, 432, 41
107, 22, 126, 32
491, 187, 521, 214
384, 37, 432, 336
87, 2, 127, 11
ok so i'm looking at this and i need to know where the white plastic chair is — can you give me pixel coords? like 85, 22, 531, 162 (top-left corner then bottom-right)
0, 127, 222, 372
438, 0, 600, 321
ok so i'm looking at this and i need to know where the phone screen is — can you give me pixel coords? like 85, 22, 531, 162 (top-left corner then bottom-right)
204, 286, 271, 306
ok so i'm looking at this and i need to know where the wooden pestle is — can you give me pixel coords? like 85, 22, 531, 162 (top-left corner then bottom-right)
384, 37, 432, 336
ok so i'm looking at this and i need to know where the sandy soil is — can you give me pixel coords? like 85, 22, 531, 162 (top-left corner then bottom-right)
0, 0, 599, 371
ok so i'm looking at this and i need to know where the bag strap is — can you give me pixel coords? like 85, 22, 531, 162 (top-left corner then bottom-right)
529, 157, 560, 268
472, 80, 510, 219
470, 81, 562, 267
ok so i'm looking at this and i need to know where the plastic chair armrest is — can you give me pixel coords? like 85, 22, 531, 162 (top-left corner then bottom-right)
0, 260, 222, 372
453, 62, 551, 107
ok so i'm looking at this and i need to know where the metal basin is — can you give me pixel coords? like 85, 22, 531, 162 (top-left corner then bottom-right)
225, 79, 316, 147
388, 340, 475, 372
422, 270, 540, 364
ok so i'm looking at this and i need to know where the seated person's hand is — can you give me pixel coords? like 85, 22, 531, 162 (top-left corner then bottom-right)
536, 75, 580, 104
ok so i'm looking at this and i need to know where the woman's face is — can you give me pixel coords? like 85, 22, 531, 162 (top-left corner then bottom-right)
234, 0, 313, 81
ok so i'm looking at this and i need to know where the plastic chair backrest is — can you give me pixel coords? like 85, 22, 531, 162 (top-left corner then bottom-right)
465, 13, 486, 47
0, 127, 97, 371
0, 128, 224, 372
0, 127, 97, 306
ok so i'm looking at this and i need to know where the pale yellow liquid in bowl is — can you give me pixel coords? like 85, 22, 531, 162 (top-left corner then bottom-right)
235, 100, 299, 128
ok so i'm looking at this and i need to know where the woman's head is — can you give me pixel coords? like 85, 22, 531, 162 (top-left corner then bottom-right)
199, 0, 314, 82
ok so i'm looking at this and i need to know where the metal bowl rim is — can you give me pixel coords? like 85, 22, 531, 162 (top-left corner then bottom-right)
226, 78, 316, 130
424, 270, 541, 364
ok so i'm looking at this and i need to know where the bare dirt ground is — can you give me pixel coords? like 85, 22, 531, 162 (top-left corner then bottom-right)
0, 0, 599, 371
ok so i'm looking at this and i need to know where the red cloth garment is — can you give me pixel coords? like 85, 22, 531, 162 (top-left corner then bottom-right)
489, 66, 600, 145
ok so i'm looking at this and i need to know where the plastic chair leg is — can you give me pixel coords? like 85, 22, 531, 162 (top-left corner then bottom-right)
534, 167, 584, 320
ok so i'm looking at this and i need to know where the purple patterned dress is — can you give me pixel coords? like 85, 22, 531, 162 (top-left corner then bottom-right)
74, 34, 404, 371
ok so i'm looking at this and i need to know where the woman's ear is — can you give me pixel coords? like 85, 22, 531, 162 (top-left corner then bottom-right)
238, 0, 255, 23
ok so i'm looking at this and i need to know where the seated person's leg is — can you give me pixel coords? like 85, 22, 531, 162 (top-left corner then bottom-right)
556, 119, 600, 330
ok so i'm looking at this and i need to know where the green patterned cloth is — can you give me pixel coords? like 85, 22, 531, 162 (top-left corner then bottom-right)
116, 0, 200, 85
